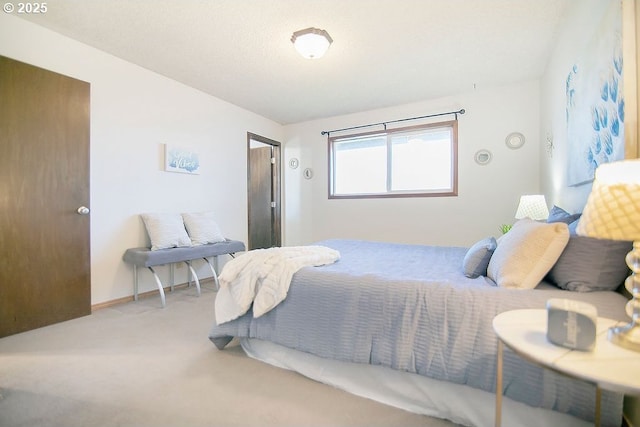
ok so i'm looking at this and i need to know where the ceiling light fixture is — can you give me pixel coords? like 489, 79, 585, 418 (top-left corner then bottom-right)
291, 27, 333, 59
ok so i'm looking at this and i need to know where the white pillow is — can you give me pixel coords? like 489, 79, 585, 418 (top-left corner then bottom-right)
140, 213, 192, 251
182, 211, 225, 245
487, 218, 570, 289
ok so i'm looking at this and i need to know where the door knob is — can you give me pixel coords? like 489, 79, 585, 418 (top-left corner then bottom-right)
77, 206, 90, 215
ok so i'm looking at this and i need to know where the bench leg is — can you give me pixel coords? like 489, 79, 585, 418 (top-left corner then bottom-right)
147, 266, 166, 308
203, 257, 220, 290
133, 265, 139, 301
169, 263, 175, 293
186, 262, 194, 287
185, 261, 201, 296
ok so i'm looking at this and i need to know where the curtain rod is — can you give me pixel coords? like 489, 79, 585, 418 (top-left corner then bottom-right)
320, 108, 465, 136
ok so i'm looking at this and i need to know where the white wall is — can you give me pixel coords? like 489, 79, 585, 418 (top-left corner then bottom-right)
1, 0, 606, 305
283, 80, 542, 247
0, 14, 283, 305
540, 0, 618, 213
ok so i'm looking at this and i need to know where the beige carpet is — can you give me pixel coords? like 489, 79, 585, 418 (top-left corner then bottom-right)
0, 285, 462, 427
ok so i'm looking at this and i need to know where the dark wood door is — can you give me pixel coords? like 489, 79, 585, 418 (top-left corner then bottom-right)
0, 56, 91, 337
247, 134, 281, 250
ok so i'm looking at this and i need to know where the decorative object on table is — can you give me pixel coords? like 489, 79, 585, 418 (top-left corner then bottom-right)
474, 149, 492, 165
164, 144, 200, 174
515, 194, 549, 221
505, 132, 525, 149
546, 298, 597, 351
565, 0, 623, 186
577, 159, 640, 351
291, 27, 332, 59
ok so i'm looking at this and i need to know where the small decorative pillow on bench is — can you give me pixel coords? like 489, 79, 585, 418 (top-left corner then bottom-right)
141, 211, 226, 250
140, 212, 191, 251
182, 211, 225, 246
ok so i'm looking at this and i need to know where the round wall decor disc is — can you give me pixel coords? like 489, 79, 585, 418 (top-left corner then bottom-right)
474, 149, 492, 165
505, 132, 525, 149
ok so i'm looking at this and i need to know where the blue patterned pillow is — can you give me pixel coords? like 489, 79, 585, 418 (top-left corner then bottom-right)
547, 205, 581, 225
463, 237, 497, 278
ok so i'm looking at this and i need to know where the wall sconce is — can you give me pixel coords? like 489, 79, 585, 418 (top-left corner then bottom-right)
291, 27, 333, 59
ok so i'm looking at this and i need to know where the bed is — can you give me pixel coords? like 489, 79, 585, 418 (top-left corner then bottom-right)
209, 218, 631, 427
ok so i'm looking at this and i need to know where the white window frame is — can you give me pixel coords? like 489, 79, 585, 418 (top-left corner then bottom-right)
328, 120, 458, 199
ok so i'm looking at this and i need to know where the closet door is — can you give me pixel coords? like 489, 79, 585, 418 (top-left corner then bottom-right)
0, 56, 91, 337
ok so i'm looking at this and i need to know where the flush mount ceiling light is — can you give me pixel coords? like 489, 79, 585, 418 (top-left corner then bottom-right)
291, 27, 333, 59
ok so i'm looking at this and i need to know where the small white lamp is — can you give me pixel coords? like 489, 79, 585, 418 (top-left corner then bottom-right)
515, 195, 549, 220
577, 159, 640, 351
291, 27, 333, 59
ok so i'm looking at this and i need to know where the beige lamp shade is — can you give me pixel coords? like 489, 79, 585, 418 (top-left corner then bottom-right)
577, 159, 640, 241
514, 195, 549, 220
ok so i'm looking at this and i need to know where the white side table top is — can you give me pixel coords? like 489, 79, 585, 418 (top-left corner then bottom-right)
493, 309, 640, 395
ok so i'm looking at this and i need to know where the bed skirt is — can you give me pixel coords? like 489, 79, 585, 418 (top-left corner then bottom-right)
240, 338, 594, 427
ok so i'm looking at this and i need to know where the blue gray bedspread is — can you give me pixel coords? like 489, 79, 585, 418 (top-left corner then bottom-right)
209, 239, 628, 425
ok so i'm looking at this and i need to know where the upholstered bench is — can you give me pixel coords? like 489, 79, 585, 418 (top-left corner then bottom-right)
123, 239, 245, 307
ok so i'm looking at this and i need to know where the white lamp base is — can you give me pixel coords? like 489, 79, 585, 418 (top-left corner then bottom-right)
608, 241, 640, 352
608, 322, 640, 352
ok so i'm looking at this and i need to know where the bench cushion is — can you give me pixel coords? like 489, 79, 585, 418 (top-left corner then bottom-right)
123, 239, 245, 267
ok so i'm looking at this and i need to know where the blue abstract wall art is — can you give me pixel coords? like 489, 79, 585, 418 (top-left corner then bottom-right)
566, 0, 623, 186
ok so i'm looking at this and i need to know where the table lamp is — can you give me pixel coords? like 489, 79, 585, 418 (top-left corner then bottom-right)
515, 195, 549, 220
577, 159, 640, 351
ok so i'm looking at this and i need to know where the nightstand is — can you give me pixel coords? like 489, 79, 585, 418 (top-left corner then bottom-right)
492, 309, 640, 427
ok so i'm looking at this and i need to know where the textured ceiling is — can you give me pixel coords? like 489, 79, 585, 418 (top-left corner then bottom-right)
18, 0, 570, 125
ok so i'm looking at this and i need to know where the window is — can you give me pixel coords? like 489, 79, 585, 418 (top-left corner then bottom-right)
328, 120, 458, 198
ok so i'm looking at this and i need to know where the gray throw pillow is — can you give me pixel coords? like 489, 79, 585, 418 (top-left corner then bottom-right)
463, 237, 497, 278
547, 219, 632, 292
